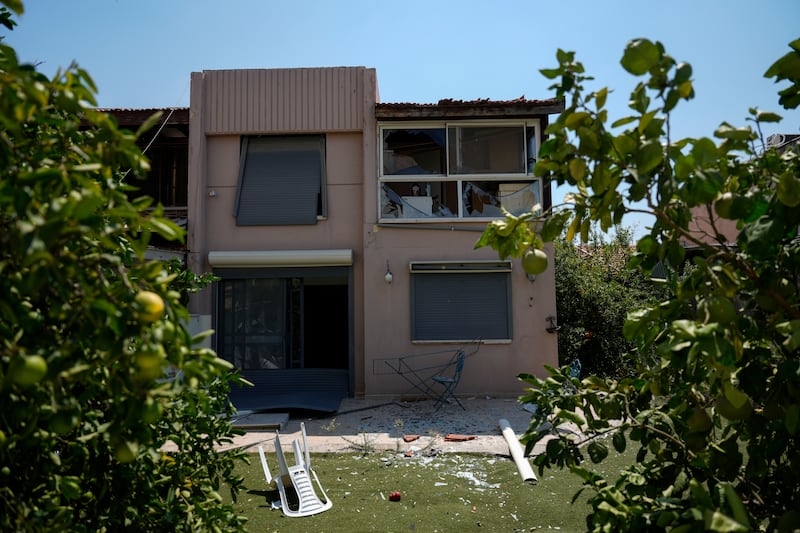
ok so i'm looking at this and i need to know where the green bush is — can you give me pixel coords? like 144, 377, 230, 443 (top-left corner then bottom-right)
0, 3, 247, 530
554, 228, 663, 379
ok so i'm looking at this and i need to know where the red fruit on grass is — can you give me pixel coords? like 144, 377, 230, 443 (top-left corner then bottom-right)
389, 491, 401, 502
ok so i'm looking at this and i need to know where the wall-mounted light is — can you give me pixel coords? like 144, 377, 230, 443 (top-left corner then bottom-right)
208, 190, 217, 198
384, 260, 393, 284
546, 315, 561, 334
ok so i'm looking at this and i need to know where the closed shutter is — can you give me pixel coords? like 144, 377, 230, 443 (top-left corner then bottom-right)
411, 270, 511, 341
235, 135, 324, 225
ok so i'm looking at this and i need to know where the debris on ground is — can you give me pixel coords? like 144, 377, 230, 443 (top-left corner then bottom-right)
445, 434, 476, 442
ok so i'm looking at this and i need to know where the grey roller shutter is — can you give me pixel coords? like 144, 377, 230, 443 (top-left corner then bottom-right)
235, 136, 324, 225
411, 271, 511, 341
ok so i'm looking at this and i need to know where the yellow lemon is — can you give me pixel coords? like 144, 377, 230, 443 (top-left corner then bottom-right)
134, 291, 164, 323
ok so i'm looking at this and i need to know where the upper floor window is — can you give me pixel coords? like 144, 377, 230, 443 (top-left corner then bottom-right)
234, 135, 326, 225
379, 121, 540, 221
133, 141, 188, 208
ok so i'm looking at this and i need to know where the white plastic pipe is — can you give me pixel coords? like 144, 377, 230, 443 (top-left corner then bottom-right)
499, 418, 537, 483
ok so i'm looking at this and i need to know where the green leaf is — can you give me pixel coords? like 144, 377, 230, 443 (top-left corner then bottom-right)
764, 43, 800, 79
636, 235, 658, 255
722, 483, 750, 530
656, 511, 679, 528
595, 87, 608, 109
691, 138, 719, 167
59, 476, 82, 501
556, 408, 586, 426
2, 1, 23, 16
577, 125, 600, 153
540, 211, 570, 242
72, 163, 103, 172
587, 441, 608, 463
147, 217, 182, 242
714, 123, 754, 141
569, 157, 588, 180
675, 62, 693, 83
722, 382, 749, 410
565, 112, 591, 129
786, 404, 800, 435
565, 215, 581, 242
539, 68, 562, 80
689, 479, 714, 508
704, 510, 749, 532
678, 80, 694, 99
623, 308, 652, 341
580, 217, 591, 243
612, 431, 627, 453
613, 132, 637, 155
73, 194, 105, 221
135, 111, 164, 137
621, 39, 661, 75
777, 171, 800, 207
756, 110, 782, 123
611, 116, 638, 128
636, 141, 663, 175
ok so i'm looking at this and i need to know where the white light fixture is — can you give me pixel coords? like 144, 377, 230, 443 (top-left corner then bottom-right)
208, 190, 217, 197
384, 260, 393, 284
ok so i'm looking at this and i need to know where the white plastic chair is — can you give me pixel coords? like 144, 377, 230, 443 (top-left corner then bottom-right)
260, 422, 332, 517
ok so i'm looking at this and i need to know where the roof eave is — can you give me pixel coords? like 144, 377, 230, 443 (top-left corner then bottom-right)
375, 98, 565, 120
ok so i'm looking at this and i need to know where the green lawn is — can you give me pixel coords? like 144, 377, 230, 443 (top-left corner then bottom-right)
226, 443, 636, 532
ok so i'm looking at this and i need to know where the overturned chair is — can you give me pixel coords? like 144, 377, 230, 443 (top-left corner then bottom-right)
258, 422, 332, 517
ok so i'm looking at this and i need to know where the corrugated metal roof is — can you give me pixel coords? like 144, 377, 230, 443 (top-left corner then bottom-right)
97, 107, 190, 126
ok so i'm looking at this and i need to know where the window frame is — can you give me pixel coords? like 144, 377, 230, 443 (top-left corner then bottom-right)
378, 120, 541, 222
234, 134, 327, 226
214, 266, 351, 370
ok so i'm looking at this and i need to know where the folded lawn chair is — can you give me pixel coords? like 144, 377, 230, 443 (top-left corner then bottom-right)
258, 422, 332, 517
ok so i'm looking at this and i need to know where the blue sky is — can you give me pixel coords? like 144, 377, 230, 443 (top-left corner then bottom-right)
5, 0, 799, 235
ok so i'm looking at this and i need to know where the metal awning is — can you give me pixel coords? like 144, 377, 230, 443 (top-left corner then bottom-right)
208, 249, 353, 268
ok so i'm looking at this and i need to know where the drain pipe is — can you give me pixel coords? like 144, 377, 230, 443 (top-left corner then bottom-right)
499, 418, 537, 483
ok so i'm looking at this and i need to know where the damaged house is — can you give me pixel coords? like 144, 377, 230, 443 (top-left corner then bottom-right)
114, 67, 564, 411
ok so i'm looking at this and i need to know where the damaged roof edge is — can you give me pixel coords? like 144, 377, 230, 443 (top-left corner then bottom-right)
376, 97, 565, 120
97, 107, 190, 127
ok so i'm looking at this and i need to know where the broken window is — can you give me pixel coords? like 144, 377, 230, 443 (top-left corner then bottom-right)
216, 269, 350, 370
379, 121, 541, 221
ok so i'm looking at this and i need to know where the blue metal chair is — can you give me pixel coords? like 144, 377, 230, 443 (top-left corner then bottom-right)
432, 349, 467, 411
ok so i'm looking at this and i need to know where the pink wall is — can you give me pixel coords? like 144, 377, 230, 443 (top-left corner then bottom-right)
361, 226, 558, 398
202, 134, 364, 252
689, 205, 739, 245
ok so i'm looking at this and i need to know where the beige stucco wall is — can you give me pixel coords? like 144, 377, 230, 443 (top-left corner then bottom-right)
191, 132, 367, 393
201, 133, 364, 252
361, 226, 558, 398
